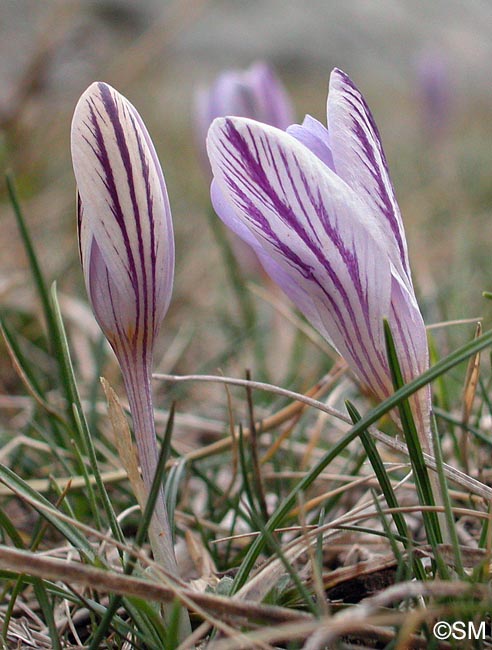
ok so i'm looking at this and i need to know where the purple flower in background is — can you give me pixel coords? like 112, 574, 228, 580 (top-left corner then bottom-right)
415, 48, 452, 139
207, 68, 432, 447
71, 82, 178, 575
195, 61, 294, 275
195, 61, 294, 166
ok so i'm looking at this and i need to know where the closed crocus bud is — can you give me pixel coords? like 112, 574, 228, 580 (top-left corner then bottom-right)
207, 69, 433, 455
71, 82, 178, 577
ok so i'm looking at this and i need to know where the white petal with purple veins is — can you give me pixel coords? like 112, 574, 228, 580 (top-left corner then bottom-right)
207, 116, 393, 394
72, 82, 174, 348
212, 179, 329, 339
327, 68, 412, 288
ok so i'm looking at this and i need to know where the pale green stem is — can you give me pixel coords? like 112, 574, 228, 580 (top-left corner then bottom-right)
121, 354, 191, 638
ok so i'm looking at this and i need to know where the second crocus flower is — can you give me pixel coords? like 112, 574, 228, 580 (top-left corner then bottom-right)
207, 68, 432, 451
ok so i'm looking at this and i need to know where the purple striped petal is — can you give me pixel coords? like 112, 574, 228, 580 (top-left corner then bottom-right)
207, 116, 396, 399
327, 68, 412, 288
72, 82, 174, 357
211, 179, 328, 339
72, 84, 184, 580
287, 115, 335, 170
389, 273, 432, 449
78, 198, 137, 355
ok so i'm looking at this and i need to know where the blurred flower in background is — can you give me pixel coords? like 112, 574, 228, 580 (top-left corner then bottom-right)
194, 61, 295, 276
414, 47, 453, 141
194, 61, 294, 171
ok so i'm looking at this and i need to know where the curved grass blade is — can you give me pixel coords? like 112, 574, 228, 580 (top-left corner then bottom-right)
0, 507, 24, 549
33, 581, 62, 650
6, 174, 82, 436
430, 413, 465, 578
6, 174, 54, 345
0, 464, 95, 560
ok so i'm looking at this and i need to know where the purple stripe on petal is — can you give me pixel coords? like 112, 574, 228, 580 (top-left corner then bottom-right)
127, 101, 174, 325
212, 179, 329, 341
72, 81, 174, 359
208, 116, 393, 396
389, 273, 432, 448
74, 87, 139, 301
91, 83, 141, 297
328, 69, 412, 289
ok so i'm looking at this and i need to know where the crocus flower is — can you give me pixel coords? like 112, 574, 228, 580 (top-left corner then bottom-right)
195, 61, 295, 276
71, 82, 178, 575
207, 68, 432, 451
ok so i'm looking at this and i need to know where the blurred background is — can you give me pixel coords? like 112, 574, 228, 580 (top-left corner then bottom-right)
1, 0, 492, 412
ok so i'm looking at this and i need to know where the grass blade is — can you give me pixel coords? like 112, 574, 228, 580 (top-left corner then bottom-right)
0, 464, 95, 560
231, 326, 492, 594
49, 282, 125, 547
88, 405, 182, 650
346, 399, 427, 581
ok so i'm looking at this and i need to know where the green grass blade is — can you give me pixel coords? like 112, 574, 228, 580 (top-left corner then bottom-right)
231, 326, 492, 594
237, 423, 260, 522
430, 413, 465, 578
33, 580, 62, 650
164, 598, 184, 650
0, 319, 45, 398
383, 320, 442, 549
49, 282, 125, 548
124, 597, 168, 649
0, 464, 95, 560
251, 510, 320, 616
89, 406, 181, 650
70, 438, 103, 532
0, 508, 26, 642
6, 174, 55, 347
346, 400, 427, 582
139, 404, 177, 548
6, 174, 83, 435
345, 401, 409, 542
0, 507, 25, 549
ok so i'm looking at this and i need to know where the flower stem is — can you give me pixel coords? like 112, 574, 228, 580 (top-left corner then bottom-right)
122, 355, 191, 637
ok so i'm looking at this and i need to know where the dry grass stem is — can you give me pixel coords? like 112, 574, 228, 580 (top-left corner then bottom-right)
0, 546, 312, 627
